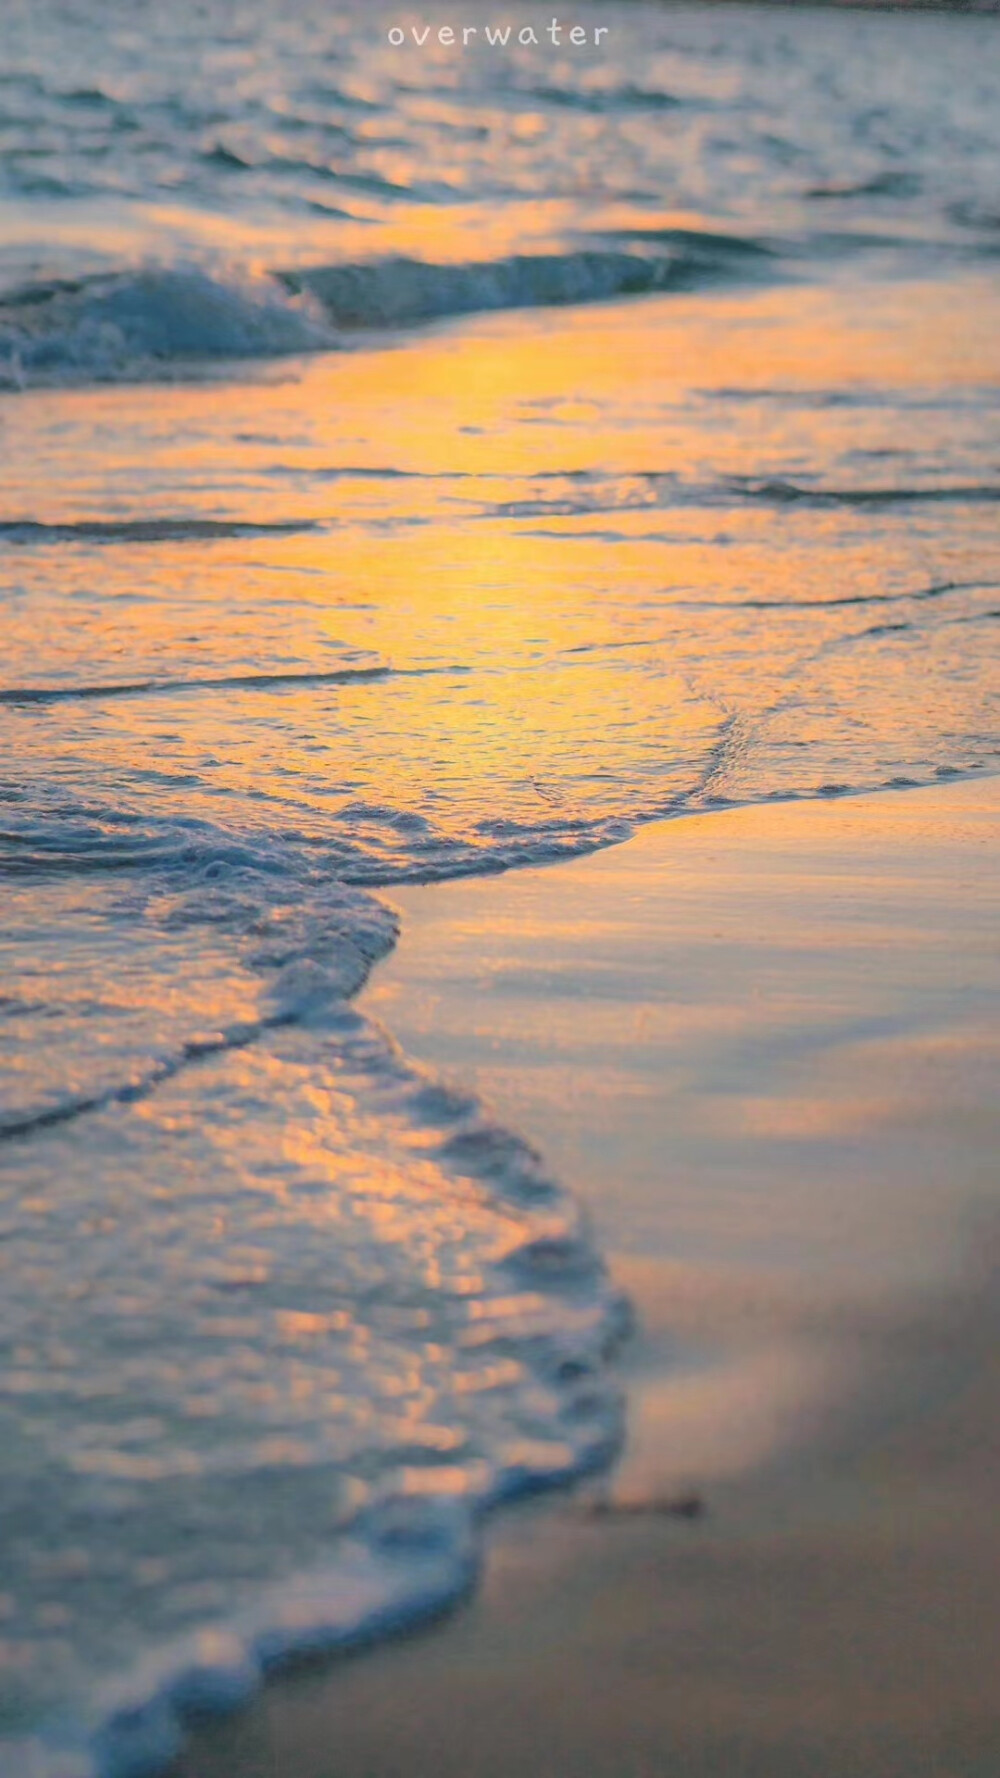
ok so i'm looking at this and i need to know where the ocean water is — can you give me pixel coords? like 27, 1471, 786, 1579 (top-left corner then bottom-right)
1, 2, 999, 1772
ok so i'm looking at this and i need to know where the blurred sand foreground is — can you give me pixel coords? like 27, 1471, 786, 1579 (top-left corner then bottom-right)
179, 776, 1000, 1778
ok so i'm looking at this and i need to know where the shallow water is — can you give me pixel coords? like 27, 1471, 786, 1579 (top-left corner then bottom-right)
1, 2, 999, 1772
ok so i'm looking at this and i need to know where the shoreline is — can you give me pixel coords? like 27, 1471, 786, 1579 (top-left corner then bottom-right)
176, 774, 1000, 1777
368, 772, 1000, 1501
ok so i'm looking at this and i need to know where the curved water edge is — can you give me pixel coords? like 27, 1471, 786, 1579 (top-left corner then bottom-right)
0, 792, 636, 1777
4, 766, 998, 1778
3, 1016, 630, 1778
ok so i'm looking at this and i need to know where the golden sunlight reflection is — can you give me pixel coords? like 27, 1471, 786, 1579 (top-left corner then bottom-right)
4, 5, 1000, 1757
5, 274, 996, 861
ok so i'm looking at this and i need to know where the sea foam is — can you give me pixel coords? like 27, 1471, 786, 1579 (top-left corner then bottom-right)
0, 801, 627, 1778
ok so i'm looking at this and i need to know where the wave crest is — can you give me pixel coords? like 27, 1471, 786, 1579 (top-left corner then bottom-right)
0, 266, 334, 388
0, 236, 772, 388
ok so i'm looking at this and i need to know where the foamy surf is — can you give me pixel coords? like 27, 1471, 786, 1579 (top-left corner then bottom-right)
0, 237, 778, 389
0, 267, 335, 389
0, 814, 628, 1778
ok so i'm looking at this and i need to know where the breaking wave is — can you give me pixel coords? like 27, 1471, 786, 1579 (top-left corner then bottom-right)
0, 789, 629, 1778
0, 236, 775, 389
0, 267, 334, 388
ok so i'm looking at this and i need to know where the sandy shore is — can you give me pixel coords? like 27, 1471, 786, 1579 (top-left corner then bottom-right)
178, 778, 1000, 1778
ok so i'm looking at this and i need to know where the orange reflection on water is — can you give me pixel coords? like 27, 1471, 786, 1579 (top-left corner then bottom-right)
4, 267, 998, 862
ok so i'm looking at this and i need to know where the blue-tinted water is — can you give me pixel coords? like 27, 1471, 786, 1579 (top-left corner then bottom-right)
1, 3, 998, 1771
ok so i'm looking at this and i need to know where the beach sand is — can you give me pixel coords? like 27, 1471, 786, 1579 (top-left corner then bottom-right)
178, 777, 1000, 1777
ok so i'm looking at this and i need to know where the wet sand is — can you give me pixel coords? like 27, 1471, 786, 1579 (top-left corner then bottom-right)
178, 777, 1000, 1777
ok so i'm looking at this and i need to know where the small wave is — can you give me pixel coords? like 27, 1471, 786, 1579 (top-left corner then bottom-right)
947, 607, 1000, 625
258, 463, 419, 481
805, 170, 922, 201
852, 620, 913, 638
0, 664, 479, 707
661, 578, 998, 612
297, 80, 383, 112
0, 266, 334, 388
203, 148, 420, 200
947, 198, 1000, 234
474, 464, 1000, 523
725, 476, 1000, 508
53, 84, 118, 107
520, 82, 681, 112
702, 386, 995, 413
285, 237, 773, 330
604, 225, 775, 261
199, 143, 256, 170
812, 619, 918, 659
4, 169, 91, 199
0, 237, 779, 388
0, 517, 317, 545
